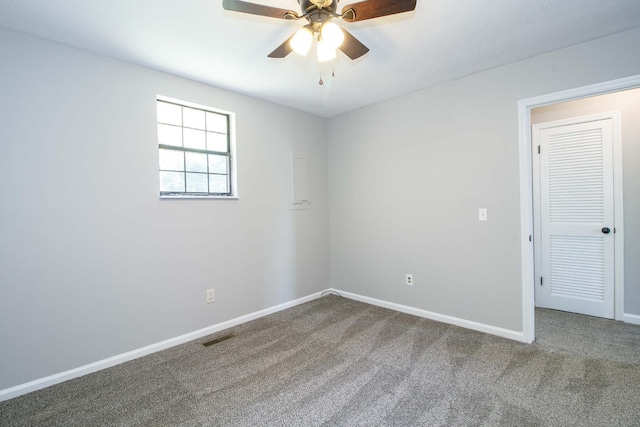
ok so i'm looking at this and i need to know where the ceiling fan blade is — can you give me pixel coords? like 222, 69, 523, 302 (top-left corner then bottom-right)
222, 0, 299, 19
268, 34, 295, 58
339, 29, 369, 59
340, 0, 416, 22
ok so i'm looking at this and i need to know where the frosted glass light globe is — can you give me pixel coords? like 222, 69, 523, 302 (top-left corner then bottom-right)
290, 26, 313, 56
320, 21, 344, 50
317, 39, 337, 62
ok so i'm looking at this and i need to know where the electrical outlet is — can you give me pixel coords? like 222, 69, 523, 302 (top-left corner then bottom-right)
206, 288, 215, 303
405, 274, 413, 286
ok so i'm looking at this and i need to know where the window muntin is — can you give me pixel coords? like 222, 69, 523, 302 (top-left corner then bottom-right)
157, 98, 234, 197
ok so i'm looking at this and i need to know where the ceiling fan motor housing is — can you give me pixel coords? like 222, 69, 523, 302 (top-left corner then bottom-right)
300, 0, 339, 34
301, 0, 337, 14
303, 0, 335, 11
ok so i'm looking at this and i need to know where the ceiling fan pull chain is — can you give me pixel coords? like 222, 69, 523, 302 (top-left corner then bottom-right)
318, 64, 335, 84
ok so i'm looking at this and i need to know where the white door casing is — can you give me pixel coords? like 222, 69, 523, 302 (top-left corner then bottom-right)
533, 113, 619, 319
519, 76, 637, 343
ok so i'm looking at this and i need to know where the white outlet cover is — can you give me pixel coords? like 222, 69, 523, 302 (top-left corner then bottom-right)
405, 274, 413, 286
479, 208, 488, 221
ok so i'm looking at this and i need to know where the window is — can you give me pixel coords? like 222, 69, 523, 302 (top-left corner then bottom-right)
157, 96, 236, 198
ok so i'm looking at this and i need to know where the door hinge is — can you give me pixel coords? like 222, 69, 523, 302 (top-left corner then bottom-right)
540, 276, 543, 286
529, 235, 532, 242
538, 145, 541, 154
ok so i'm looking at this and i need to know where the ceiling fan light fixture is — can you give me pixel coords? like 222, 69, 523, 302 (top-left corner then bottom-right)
317, 39, 337, 62
290, 25, 313, 56
320, 21, 344, 50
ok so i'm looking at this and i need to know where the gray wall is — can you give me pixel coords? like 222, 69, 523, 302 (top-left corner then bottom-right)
327, 27, 640, 332
532, 89, 640, 315
0, 29, 330, 390
3, 24, 640, 393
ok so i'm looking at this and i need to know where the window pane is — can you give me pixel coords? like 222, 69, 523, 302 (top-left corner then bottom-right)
160, 171, 185, 192
157, 102, 182, 126
184, 128, 206, 150
186, 173, 208, 192
159, 149, 184, 171
207, 132, 228, 152
158, 124, 182, 147
208, 154, 228, 174
209, 174, 229, 193
157, 98, 233, 197
206, 112, 227, 133
183, 107, 205, 130
185, 152, 207, 173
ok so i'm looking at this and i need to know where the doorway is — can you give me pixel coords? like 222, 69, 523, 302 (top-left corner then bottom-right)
531, 112, 620, 319
517, 75, 640, 343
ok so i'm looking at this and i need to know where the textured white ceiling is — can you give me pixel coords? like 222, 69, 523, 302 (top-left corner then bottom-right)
1, 0, 640, 117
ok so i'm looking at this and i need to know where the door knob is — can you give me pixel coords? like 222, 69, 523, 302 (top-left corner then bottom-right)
602, 227, 611, 234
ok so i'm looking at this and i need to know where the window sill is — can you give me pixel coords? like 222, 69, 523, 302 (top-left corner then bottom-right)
160, 195, 239, 200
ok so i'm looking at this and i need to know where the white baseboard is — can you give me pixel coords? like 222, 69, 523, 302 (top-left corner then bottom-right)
623, 312, 640, 325
331, 289, 526, 343
0, 291, 324, 402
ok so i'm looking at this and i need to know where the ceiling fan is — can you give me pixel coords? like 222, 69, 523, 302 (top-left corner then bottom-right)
222, 0, 417, 61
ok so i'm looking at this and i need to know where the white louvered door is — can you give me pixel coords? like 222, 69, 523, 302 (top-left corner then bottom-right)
535, 118, 615, 318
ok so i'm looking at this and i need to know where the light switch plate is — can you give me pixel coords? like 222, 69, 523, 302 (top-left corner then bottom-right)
206, 288, 215, 303
479, 208, 488, 221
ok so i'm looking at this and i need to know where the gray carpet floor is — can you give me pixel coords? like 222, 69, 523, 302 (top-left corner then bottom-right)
1, 295, 640, 426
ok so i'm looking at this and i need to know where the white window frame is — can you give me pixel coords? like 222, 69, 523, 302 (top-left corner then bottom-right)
157, 95, 238, 199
